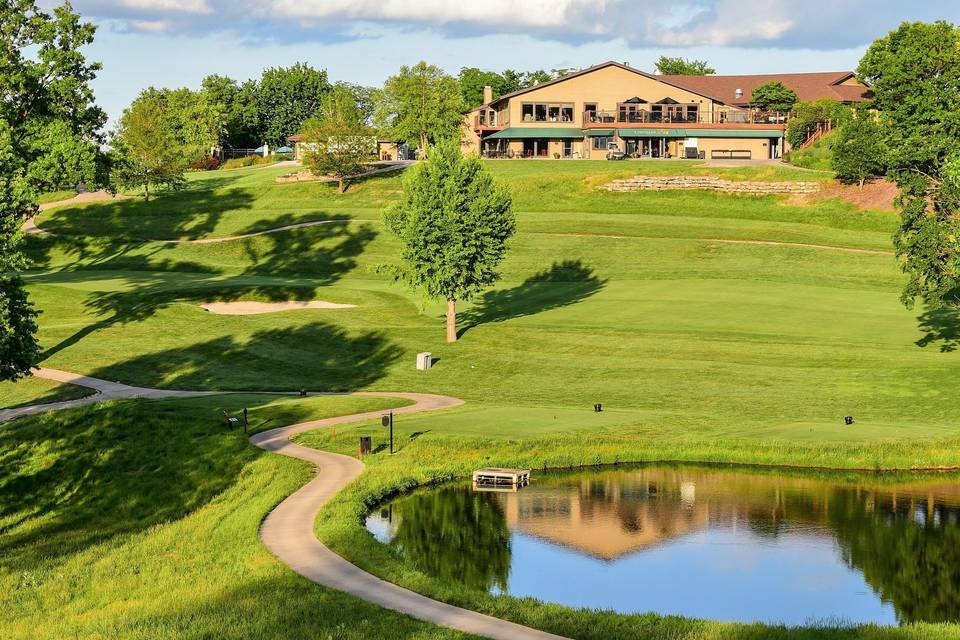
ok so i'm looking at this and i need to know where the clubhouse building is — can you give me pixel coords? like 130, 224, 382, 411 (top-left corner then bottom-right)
462, 61, 872, 161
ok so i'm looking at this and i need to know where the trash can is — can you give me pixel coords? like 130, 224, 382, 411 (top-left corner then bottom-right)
416, 352, 432, 370
359, 436, 373, 454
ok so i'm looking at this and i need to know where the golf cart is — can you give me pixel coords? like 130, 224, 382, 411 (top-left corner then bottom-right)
606, 141, 627, 160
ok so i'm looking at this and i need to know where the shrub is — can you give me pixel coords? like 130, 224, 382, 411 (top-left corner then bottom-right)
188, 155, 221, 171
787, 99, 852, 149
832, 108, 887, 187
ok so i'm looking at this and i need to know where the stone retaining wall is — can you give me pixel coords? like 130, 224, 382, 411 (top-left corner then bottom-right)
603, 176, 820, 194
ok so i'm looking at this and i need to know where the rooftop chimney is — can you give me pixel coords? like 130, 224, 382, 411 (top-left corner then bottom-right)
483, 85, 493, 104
623, 61, 630, 67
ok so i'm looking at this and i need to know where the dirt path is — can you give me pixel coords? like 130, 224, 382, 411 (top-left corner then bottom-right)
540, 231, 894, 256
201, 300, 357, 314
1, 368, 567, 640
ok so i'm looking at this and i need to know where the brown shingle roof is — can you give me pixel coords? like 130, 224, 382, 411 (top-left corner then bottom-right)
660, 71, 872, 106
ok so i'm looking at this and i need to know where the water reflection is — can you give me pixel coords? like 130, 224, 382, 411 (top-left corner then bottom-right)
367, 465, 960, 625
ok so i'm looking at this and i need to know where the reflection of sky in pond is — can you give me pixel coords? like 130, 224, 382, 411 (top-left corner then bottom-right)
503, 527, 896, 625
367, 465, 960, 625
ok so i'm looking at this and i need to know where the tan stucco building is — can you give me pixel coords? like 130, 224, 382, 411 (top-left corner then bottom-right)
462, 61, 871, 161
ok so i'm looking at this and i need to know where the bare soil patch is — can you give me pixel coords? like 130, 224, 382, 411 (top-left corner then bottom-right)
789, 179, 899, 211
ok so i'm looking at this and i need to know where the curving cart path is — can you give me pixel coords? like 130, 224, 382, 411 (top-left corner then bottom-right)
2, 369, 569, 640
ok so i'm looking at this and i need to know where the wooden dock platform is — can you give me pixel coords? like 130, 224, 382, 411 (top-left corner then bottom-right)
472, 467, 531, 490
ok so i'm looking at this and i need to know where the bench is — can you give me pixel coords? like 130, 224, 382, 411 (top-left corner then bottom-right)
710, 149, 752, 160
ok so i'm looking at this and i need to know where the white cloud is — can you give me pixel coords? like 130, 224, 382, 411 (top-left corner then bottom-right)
119, 0, 212, 14
262, 0, 587, 29
131, 19, 172, 31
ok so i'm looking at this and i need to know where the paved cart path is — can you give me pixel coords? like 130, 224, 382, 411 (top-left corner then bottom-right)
2, 369, 569, 640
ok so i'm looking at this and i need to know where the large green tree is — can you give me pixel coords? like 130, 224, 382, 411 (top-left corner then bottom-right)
0, 0, 104, 381
384, 139, 514, 342
301, 86, 375, 193
374, 62, 464, 155
655, 56, 715, 75
858, 21, 960, 310
458, 67, 513, 109
111, 92, 186, 201
750, 81, 798, 112
256, 63, 331, 147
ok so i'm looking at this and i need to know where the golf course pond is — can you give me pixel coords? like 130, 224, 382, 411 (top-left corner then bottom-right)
365, 464, 960, 626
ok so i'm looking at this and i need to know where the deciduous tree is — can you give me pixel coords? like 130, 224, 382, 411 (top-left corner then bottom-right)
301, 86, 375, 193
750, 81, 798, 112
655, 56, 715, 75
832, 107, 887, 188
0, 0, 104, 381
857, 20, 960, 310
111, 93, 186, 201
375, 62, 464, 155
256, 63, 331, 147
383, 139, 514, 342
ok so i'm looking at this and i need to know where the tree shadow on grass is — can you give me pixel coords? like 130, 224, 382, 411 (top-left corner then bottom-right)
86, 322, 403, 391
915, 307, 960, 352
39, 175, 252, 242
0, 324, 400, 569
40, 217, 377, 360
458, 260, 607, 338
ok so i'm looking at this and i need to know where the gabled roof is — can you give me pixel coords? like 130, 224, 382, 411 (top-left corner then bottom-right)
660, 71, 872, 106
477, 61, 723, 111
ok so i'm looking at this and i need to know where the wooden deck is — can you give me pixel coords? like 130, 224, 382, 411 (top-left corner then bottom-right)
472, 467, 531, 490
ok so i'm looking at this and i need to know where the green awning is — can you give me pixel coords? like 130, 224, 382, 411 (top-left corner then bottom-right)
584, 129, 614, 137
486, 127, 584, 139
617, 128, 783, 139
619, 128, 686, 137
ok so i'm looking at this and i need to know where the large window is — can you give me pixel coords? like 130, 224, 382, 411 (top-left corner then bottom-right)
591, 136, 612, 150
522, 102, 575, 122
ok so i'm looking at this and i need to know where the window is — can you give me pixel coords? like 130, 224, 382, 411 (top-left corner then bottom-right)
592, 136, 612, 150
686, 105, 698, 123
523, 102, 575, 122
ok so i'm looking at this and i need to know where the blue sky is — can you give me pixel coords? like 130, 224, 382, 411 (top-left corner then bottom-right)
56, 1, 960, 123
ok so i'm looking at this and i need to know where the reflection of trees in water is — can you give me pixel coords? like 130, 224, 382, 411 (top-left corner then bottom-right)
389, 486, 511, 592
827, 491, 960, 623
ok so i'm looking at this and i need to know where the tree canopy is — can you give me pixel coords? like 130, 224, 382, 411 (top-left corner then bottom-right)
0, 0, 104, 381
111, 92, 187, 201
750, 81, 798, 112
831, 107, 887, 187
383, 139, 515, 342
654, 56, 715, 75
256, 63, 331, 148
858, 20, 960, 310
375, 62, 464, 154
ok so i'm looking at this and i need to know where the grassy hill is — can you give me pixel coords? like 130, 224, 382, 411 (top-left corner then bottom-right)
786, 129, 839, 172
5, 160, 958, 639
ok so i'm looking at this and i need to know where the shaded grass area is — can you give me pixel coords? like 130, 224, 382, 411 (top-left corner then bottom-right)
35, 160, 863, 243
0, 395, 471, 640
36, 189, 76, 205
0, 376, 95, 410
304, 424, 960, 640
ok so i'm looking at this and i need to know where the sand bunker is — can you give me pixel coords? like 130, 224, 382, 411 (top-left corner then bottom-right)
201, 300, 356, 315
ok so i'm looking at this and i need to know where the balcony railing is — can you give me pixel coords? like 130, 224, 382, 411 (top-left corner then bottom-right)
583, 109, 788, 126
473, 113, 505, 130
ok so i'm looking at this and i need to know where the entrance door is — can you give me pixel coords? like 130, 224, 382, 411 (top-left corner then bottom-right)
522, 139, 549, 157
562, 140, 573, 158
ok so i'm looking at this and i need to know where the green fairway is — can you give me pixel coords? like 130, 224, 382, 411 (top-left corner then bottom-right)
6, 159, 960, 639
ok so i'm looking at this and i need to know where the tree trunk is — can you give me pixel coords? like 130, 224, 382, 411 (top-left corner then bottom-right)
446, 298, 457, 343
420, 134, 428, 158
144, 181, 150, 202
338, 177, 347, 193
859, 177, 865, 190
